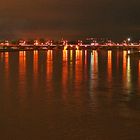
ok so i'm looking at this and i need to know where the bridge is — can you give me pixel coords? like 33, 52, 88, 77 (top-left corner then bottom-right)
0, 44, 140, 51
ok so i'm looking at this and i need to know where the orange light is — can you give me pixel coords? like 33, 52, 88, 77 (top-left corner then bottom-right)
64, 45, 67, 50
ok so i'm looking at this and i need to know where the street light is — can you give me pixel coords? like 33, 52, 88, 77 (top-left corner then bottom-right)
127, 38, 131, 45
127, 38, 131, 42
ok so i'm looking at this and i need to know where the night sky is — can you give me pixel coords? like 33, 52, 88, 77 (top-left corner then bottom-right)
0, 0, 140, 41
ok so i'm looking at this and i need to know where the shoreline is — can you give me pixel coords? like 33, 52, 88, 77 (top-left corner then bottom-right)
0, 47, 140, 52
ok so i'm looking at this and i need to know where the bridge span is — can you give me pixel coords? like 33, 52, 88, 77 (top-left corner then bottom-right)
0, 44, 140, 51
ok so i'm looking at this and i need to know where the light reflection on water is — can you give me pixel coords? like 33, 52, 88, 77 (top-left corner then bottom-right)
0, 50, 140, 140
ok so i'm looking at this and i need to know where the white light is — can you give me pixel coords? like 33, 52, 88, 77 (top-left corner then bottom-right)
128, 38, 131, 42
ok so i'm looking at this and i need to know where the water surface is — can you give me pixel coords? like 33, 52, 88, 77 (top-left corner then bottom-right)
0, 50, 140, 140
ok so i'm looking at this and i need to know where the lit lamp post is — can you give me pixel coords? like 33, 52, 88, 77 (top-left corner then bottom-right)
127, 38, 131, 45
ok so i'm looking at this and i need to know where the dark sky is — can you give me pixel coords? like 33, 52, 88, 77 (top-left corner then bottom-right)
0, 0, 140, 41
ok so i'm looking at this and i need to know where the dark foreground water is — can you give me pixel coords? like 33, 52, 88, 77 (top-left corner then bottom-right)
0, 50, 140, 140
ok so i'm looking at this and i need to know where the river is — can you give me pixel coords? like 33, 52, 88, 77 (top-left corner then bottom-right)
0, 50, 140, 140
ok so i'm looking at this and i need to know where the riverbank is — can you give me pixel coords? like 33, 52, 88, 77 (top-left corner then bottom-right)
0, 46, 140, 52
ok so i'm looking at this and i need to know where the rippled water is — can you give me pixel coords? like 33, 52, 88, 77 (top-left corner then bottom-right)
0, 50, 140, 140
